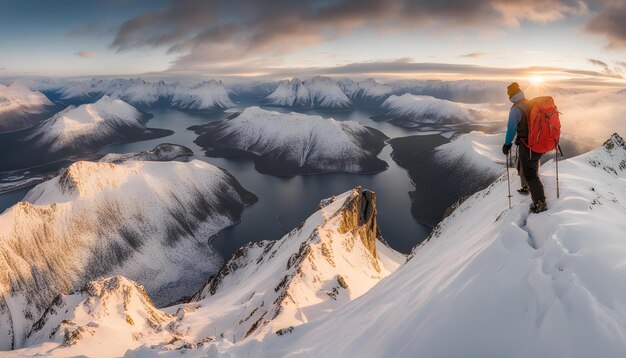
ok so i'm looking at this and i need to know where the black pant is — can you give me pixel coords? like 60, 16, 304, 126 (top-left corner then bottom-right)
518, 144, 545, 202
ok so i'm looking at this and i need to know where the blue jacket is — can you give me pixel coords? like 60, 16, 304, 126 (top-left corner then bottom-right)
505, 92, 526, 145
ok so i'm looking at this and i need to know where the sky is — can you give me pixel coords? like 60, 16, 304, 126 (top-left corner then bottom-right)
1, 0, 626, 87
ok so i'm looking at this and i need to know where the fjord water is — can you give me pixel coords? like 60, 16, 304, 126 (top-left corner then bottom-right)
97, 107, 432, 257
0, 106, 434, 260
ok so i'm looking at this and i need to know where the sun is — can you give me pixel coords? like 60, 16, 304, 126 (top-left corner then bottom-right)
530, 76, 544, 85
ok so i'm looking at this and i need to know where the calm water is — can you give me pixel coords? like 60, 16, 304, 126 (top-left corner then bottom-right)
0, 106, 437, 257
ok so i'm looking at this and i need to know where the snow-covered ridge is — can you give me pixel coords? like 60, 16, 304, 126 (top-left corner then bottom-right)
191, 106, 388, 175
189, 133, 626, 357
182, 188, 404, 342
378, 94, 486, 128
0, 83, 53, 132
0, 159, 256, 350
43, 78, 233, 111
99, 143, 194, 163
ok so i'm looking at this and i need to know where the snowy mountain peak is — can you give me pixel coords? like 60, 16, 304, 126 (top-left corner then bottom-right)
0, 82, 54, 132
265, 76, 352, 109
602, 132, 626, 152
181, 187, 404, 342
24, 276, 174, 355
54, 161, 133, 196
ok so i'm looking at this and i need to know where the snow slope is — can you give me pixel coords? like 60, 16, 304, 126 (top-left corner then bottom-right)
180, 133, 626, 357
0, 83, 53, 132
191, 106, 388, 175
0, 159, 256, 350
434, 131, 506, 178
265, 77, 352, 109
378, 94, 485, 128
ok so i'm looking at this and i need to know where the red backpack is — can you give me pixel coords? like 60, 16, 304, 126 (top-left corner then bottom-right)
522, 96, 561, 153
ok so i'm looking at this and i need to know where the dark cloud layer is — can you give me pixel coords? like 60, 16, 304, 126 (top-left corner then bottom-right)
109, 0, 589, 70
586, 1, 626, 49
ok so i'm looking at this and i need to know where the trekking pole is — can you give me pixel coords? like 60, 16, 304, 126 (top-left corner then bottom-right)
555, 144, 561, 199
506, 151, 512, 209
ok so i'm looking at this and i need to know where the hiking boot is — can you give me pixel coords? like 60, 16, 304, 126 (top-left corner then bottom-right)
517, 186, 529, 195
529, 199, 547, 214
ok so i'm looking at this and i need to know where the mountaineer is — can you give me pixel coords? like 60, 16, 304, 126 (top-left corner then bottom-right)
502, 82, 548, 214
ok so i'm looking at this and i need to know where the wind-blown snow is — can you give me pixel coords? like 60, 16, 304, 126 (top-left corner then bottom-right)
434, 131, 506, 178
27, 95, 145, 151
0, 159, 256, 350
379, 94, 485, 127
192, 106, 388, 175
265, 77, 352, 109
0, 83, 53, 132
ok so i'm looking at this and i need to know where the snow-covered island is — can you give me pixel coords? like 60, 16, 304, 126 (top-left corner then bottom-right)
0, 83, 54, 133
0, 159, 257, 350
376, 94, 487, 128
0, 96, 172, 170
189, 106, 389, 175
99, 143, 194, 163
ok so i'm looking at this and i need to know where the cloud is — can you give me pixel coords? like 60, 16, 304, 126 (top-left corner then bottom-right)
155, 58, 626, 89
553, 90, 626, 151
587, 58, 621, 77
110, 0, 587, 70
76, 51, 97, 58
585, 1, 626, 49
461, 52, 488, 58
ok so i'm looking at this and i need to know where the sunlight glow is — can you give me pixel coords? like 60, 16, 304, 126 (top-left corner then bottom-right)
530, 76, 544, 85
